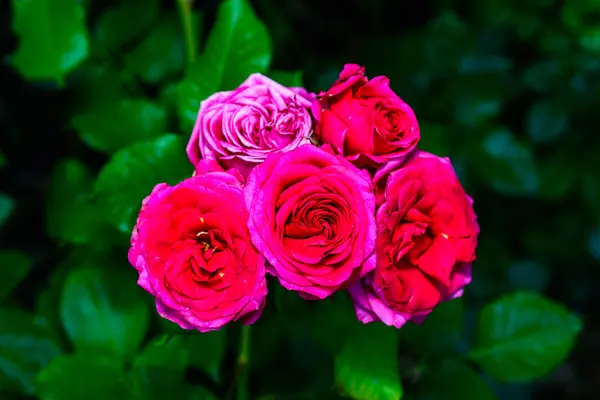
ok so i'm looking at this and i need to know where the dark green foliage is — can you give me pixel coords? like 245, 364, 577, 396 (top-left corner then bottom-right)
1, 0, 595, 399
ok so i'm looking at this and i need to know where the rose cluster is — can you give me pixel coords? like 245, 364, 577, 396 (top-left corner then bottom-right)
128, 65, 479, 332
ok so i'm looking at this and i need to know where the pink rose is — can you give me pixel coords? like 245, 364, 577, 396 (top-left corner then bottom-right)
186, 73, 315, 177
244, 144, 376, 299
128, 172, 267, 332
313, 64, 420, 168
349, 151, 479, 328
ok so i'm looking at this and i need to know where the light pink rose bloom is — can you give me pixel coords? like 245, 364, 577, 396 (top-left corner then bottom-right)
186, 73, 315, 177
244, 144, 376, 300
349, 151, 479, 329
128, 170, 267, 332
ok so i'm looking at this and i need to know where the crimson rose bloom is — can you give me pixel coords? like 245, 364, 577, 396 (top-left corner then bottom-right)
349, 151, 479, 328
245, 144, 376, 299
313, 64, 420, 167
128, 171, 267, 332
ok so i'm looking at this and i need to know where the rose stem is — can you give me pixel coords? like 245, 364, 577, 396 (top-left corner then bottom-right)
236, 324, 251, 400
175, 0, 197, 64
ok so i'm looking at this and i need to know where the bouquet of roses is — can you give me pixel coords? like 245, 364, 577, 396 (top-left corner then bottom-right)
128, 64, 479, 332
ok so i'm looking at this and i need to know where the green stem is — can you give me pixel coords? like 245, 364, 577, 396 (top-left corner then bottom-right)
176, 0, 197, 64
236, 325, 251, 400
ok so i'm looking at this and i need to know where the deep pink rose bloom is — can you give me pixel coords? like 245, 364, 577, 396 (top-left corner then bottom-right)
349, 151, 479, 328
128, 172, 267, 332
312, 64, 420, 168
186, 73, 315, 177
244, 144, 376, 299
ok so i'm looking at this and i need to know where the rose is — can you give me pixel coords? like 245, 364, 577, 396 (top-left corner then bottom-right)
372, 157, 407, 206
244, 144, 376, 299
128, 171, 267, 332
349, 151, 479, 328
186, 73, 315, 177
312, 64, 420, 167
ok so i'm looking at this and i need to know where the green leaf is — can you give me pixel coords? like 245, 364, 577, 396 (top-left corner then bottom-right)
128, 336, 188, 399
526, 100, 568, 144
36, 261, 70, 334
419, 359, 497, 400
69, 65, 130, 114
0, 193, 15, 229
128, 365, 182, 400
176, 0, 272, 131
134, 335, 189, 372
268, 70, 304, 87
159, 82, 179, 117
73, 99, 167, 154
0, 251, 31, 302
580, 25, 600, 53
129, 331, 225, 397
401, 298, 464, 357
124, 13, 187, 85
46, 159, 114, 245
149, 326, 227, 381
0, 308, 62, 395
94, 134, 191, 233
477, 128, 539, 197
468, 291, 583, 383
60, 266, 150, 358
0, 150, 6, 169
335, 324, 402, 400
176, 81, 203, 132
11, 0, 89, 83
37, 248, 129, 334
195, 0, 272, 89
36, 354, 128, 400
94, 0, 159, 53
185, 331, 226, 380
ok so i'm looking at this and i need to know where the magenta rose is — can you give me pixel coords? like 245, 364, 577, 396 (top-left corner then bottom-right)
349, 151, 479, 328
313, 64, 420, 168
186, 73, 315, 177
128, 171, 267, 332
244, 144, 376, 299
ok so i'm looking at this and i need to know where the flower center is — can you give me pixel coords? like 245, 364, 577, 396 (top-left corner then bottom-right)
196, 231, 211, 251
374, 101, 409, 142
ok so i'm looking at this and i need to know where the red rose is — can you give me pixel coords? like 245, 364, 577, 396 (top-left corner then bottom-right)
349, 151, 479, 328
128, 171, 267, 332
312, 64, 420, 168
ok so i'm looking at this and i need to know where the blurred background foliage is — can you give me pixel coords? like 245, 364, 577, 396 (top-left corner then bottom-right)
0, 0, 598, 399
